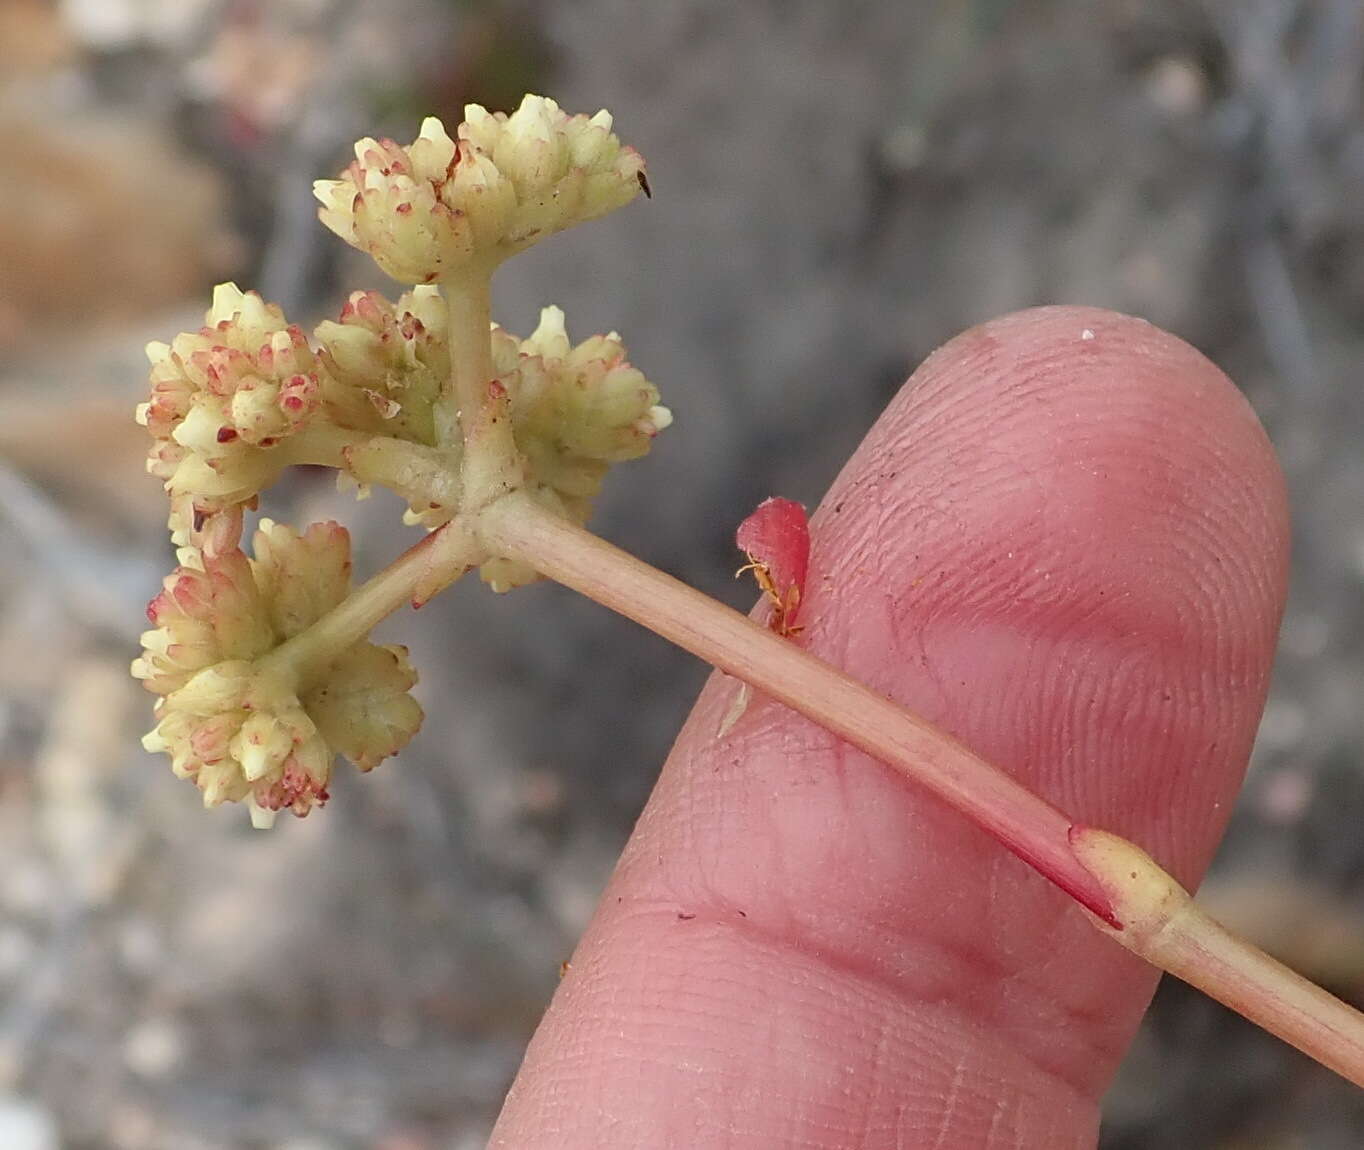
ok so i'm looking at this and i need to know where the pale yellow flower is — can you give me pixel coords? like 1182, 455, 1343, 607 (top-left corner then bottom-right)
135, 520, 422, 826
138, 284, 328, 549
479, 306, 671, 591
314, 95, 647, 283
314, 285, 451, 445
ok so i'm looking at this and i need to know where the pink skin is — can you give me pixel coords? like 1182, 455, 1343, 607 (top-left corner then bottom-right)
490, 307, 1290, 1148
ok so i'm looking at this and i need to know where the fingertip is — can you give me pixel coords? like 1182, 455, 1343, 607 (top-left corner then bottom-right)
818, 305, 1287, 576
808, 305, 1287, 875
493, 306, 1291, 1147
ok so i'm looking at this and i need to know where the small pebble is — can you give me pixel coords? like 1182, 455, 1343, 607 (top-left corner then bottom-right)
122, 1017, 187, 1080
0, 1097, 57, 1150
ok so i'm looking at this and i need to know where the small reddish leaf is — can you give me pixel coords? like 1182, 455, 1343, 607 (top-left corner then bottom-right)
736, 496, 810, 636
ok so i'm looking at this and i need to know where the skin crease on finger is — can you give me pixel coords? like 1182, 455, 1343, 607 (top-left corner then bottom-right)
490, 306, 1291, 1149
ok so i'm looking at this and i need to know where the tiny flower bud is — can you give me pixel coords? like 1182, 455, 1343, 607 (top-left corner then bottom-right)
232, 711, 295, 782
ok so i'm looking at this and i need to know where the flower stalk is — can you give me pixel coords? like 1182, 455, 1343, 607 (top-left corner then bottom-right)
1071, 828, 1364, 1084
476, 490, 1119, 924
471, 491, 1364, 1087
441, 269, 493, 450
259, 516, 484, 688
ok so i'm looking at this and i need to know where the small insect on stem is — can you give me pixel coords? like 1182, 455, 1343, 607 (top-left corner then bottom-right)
719, 497, 813, 738
735, 496, 810, 638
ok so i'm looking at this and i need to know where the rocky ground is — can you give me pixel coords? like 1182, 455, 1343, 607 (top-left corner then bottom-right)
1, 0, 1362, 1145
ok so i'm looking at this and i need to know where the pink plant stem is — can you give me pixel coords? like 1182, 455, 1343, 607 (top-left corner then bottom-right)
477, 492, 1120, 927
1072, 828, 1364, 1087
261, 517, 481, 687
478, 492, 1364, 1086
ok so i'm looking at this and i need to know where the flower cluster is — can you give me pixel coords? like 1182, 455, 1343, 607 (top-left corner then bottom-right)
135, 95, 664, 822
133, 520, 422, 827
498, 305, 671, 522
340, 301, 670, 588
314, 95, 647, 282
314, 285, 451, 446
139, 284, 329, 551
473, 307, 671, 590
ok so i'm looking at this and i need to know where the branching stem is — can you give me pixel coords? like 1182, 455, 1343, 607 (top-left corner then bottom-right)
259, 516, 484, 688
281, 423, 370, 470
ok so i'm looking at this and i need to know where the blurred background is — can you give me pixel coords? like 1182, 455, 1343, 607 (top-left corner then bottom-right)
0, 0, 1362, 1145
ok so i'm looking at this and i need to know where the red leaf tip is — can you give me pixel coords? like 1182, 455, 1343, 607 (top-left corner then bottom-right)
736, 496, 810, 637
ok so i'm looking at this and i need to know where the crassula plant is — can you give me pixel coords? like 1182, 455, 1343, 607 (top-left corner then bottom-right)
133, 94, 1364, 1092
